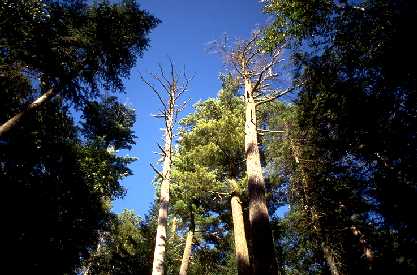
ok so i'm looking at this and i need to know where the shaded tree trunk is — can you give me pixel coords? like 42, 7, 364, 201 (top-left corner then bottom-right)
152, 102, 174, 275
231, 194, 251, 275
0, 87, 55, 137
244, 79, 277, 275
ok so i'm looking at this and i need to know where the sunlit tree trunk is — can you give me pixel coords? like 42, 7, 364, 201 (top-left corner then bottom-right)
179, 213, 195, 275
244, 78, 277, 275
144, 61, 190, 275
0, 88, 55, 137
179, 230, 193, 275
231, 194, 251, 275
152, 105, 174, 275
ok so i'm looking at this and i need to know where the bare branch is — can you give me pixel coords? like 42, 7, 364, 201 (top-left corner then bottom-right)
157, 143, 167, 157
175, 72, 193, 101
157, 63, 168, 84
151, 113, 167, 118
150, 163, 164, 179
150, 71, 171, 95
241, 32, 260, 57
255, 88, 292, 106
140, 73, 168, 110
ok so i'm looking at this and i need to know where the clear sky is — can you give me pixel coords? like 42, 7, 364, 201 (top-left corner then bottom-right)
112, 0, 270, 217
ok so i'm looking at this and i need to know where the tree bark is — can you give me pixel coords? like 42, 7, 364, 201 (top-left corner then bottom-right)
244, 78, 278, 275
231, 194, 251, 275
152, 102, 174, 275
0, 87, 55, 137
179, 228, 194, 275
322, 243, 342, 275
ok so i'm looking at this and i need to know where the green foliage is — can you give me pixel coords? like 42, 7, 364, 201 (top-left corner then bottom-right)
0, 0, 159, 107
262, 0, 333, 48
1, 98, 112, 273
263, 0, 417, 273
166, 76, 246, 274
84, 209, 154, 275
0, 1, 157, 271
81, 96, 136, 150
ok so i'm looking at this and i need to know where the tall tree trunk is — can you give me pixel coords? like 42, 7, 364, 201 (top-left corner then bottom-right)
0, 88, 55, 137
244, 79, 278, 275
179, 214, 195, 275
152, 104, 174, 275
143, 61, 189, 275
179, 230, 193, 275
231, 194, 251, 275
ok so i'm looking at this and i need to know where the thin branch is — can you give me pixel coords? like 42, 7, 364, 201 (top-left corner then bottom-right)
255, 88, 292, 106
158, 63, 172, 91
257, 129, 286, 134
157, 143, 167, 157
150, 163, 164, 179
140, 73, 168, 110
175, 98, 191, 119
150, 72, 171, 95
151, 112, 167, 118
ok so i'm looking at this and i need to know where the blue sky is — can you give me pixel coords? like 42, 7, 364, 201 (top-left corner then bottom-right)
112, 0, 271, 217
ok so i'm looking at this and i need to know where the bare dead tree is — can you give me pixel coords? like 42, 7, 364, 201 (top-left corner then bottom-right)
141, 60, 191, 275
212, 31, 291, 275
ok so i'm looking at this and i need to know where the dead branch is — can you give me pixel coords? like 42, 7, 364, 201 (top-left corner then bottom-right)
150, 163, 164, 179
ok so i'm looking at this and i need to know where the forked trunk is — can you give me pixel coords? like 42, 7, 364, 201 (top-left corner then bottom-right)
0, 88, 55, 137
152, 107, 174, 275
244, 79, 277, 275
231, 194, 251, 275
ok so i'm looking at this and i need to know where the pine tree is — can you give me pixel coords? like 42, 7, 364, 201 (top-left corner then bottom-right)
172, 75, 251, 275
